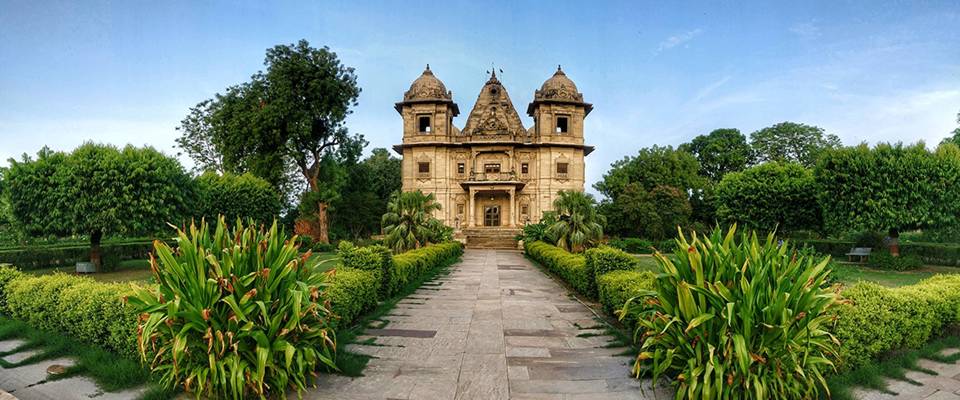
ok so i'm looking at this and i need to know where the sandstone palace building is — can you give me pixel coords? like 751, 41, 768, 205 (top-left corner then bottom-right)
393, 65, 593, 247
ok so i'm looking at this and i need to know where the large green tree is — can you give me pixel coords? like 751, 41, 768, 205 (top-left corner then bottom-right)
612, 183, 692, 240
680, 128, 753, 182
750, 122, 841, 167
4, 143, 195, 269
594, 145, 705, 200
815, 142, 960, 235
715, 162, 820, 233
195, 172, 283, 224
330, 148, 401, 239
595, 145, 707, 236
176, 39, 363, 243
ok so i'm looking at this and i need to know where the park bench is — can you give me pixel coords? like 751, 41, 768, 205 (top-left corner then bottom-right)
846, 247, 872, 263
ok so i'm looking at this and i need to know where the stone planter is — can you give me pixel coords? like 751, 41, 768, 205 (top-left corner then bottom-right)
76, 261, 96, 274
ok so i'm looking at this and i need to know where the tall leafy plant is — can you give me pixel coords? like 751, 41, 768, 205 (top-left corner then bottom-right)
381, 190, 445, 253
621, 226, 840, 399
128, 218, 337, 399
547, 190, 605, 253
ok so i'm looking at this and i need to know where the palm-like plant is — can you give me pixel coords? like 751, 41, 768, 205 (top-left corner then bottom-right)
127, 217, 337, 399
547, 190, 605, 253
381, 190, 445, 253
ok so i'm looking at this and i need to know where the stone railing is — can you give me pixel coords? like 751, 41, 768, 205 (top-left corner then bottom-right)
467, 171, 520, 182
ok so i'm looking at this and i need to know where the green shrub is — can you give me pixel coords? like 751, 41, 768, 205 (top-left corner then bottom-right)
312, 242, 337, 253
867, 252, 923, 271
195, 172, 281, 224
901, 242, 960, 266
126, 218, 337, 399
524, 241, 590, 295
337, 241, 393, 297
833, 275, 960, 370
583, 246, 638, 296
389, 242, 463, 295
715, 162, 821, 233
326, 268, 380, 329
607, 238, 653, 254
0, 269, 139, 358
596, 269, 655, 330
621, 226, 840, 399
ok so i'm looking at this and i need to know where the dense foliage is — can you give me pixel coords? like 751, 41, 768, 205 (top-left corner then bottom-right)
679, 128, 753, 182
128, 219, 337, 399
815, 143, 960, 234
547, 190, 605, 253
621, 226, 840, 399
177, 39, 363, 243
196, 172, 282, 224
4, 143, 195, 269
0, 267, 139, 358
750, 122, 841, 167
381, 190, 446, 253
330, 148, 401, 240
833, 275, 960, 370
715, 162, 820, 233
865, 252, 923, 271
596, 146, 706, 237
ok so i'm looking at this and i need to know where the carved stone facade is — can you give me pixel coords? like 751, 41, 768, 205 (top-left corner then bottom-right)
394, 65, 593, 236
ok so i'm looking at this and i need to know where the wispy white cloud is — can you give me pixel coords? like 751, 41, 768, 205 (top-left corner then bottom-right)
691, 76, 732, 103
656, 29, 703, 53
789, 21, 821, 40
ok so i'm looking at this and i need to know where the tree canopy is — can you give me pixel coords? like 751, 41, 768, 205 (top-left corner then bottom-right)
195, 172, 283, 224
815, 142, 960, 234
715, 162, 820, 233
330, 148, 402, 240
750, 122, 841, 167
176, 39, 363, 243
4, 143, 195, 267
594, 145, 705, 200
547, 190, 605, 253
680, 128, 753, 182
941, 111, 960, 147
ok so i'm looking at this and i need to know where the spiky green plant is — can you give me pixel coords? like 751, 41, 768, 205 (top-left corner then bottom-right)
381, 190, 445, 253
127, 218, 337, 399
620, 225, 840, 399
547, 190, 605, 253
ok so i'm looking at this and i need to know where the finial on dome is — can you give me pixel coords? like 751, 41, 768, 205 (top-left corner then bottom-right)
557, 64, 562, 71
426, 64, 430, 71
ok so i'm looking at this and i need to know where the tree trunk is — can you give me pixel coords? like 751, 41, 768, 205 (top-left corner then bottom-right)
90, 229, 103, 272
317, 201, 329, 244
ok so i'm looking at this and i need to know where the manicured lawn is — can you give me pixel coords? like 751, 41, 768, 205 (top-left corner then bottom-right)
23, 252, 340, 283
831, 262, 960, 287
634, 254, 960, 288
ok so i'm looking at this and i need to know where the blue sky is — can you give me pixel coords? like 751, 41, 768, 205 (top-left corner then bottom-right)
2, 0, 958, 194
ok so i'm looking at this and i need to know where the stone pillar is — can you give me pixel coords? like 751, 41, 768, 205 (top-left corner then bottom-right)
508, 188, 515, 227
467, 188, 475, 228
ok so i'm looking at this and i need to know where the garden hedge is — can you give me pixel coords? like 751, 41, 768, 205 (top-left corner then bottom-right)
584, 246, 639, 296
390, 242, 463, 295
607, 238, 654, 254
596, 269, 656, 330
800, 239, 960, 266
326, 268, 380, 330
525, 241, 591, 295
833, 275, 960, 370
0, 268, 139, 358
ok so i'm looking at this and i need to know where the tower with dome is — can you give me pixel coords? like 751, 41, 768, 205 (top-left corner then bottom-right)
393, 65, 593, 248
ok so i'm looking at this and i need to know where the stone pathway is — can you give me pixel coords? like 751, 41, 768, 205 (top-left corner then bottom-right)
309, 249, 666, 400
854, 349, 960, 400
0, 339, 144, 400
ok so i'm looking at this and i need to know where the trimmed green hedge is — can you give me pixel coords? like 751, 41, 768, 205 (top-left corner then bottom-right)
607, 238, 654, 254
326, 268, 380, 330
525, 241, 590, 295
800, 239, 960, 266
584, 246, 639, 296
834, 275, 960, 370
596, 269, 656, 329
867, 252, 923, 271
390, 242, 463, 295
337, 241, 393, 297
0, 268, 139, 358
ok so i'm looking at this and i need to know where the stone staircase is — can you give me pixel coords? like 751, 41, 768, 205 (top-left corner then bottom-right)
462, 228, 522, 249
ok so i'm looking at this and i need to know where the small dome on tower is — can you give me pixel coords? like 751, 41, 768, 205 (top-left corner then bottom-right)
534, 65, 583, 102
403, 65, 452, 101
